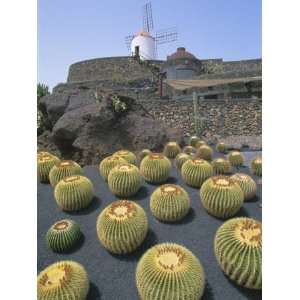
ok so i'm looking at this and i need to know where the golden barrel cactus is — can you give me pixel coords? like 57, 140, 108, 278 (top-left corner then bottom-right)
195, 140, 207, 149
251, 156, 262, 177
228, 151, 244, 167
216, 142, 226, 153
138, 149, 152, 162
99, 155, 127, 181
231, 173, 257, 201
189, 135, 201, 147
212, 158, 231, 175
182, 145, 197, 156
37, 153, 60, 183
163, 142, 181, 159
114, 150, 137, 165
175, 153, 191, 171
196, 145, 213, 161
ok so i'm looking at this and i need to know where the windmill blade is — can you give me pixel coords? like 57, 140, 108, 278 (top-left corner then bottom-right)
125, 35, 134, 51
142, 2, 154, 33
155, 27, 178, 45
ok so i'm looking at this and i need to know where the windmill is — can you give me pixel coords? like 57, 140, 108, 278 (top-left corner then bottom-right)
125, 2, 178, 60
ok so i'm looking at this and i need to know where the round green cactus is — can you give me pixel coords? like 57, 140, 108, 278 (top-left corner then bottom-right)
46, 219, 81, 253
114, 150, 137, 165
175, 153, 191, 170
182, 145, 196, 156
140, 153, 172, 183
49, 160, 83, 187
181, 158, 213, 188
200, 176, 244, 218
216, 142, 226, 153
251, 157, 262, 177
163, 141, 181, 159
214, 217, 262, 289
37, 260, 89, 300
138, 149, 152, 162
231, 173, 257, 201
189, 135, 201, 147
97, 200, 148, 254
54, 175, 94, 211
136, 243, 206, 300
108, 163, 142, 197
228, 151, 244, 167
37, 153, 60, 183
99, 155, 127, 181
195, 140, 207, 149
196, 144, 213, 161
150, 184, 190, 222
212, 158, 231, 175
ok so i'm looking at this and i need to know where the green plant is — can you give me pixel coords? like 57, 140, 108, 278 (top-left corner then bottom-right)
200, 176, 244, 218
182, 145, 196, 156
136, 243, 206, 300
54, 175, 94, 211
49, 160, 83, 187
181, 158, 213, 188
37, 260, 89, 300
163, 142, 181, 159
251, 157, 262, 177
212, 158, 231, 175
216, 142, 226, 153
140, 153, 171, 183
108, 163, 142, 197
114, 150, 137, 165
37, 83, 50, 134
195, 140, 207, 149
189, 136, 201, 147
196, 145, 213, 161
175, 153, 191, 170
111, 95, 127, 113
99, 155, 127, 181
37, 83, 49, 99
150, 184, 190, 222
228, 151, 244, 167
231, 173, 257, 201
138, 149, 152, 163
97, 200, 148, 254
37, 152, 60, 183
214, 217, 262, 289
46, 219, 81, 253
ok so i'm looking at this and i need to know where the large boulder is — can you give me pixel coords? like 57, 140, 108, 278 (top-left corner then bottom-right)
38, 86, 183, 165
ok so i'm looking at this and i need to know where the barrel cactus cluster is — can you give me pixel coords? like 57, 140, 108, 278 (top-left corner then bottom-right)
214, 218, 262, 289
195, 140, 207, 149
200, 176, 244, 218
138, 149, 152, 162
163, 141, 181, 159
96, 200, 148, 254
175, 153, 191, 170
251, 156, 262, 177
212, 158, 231, 175
231, 173, 257, 200
228, 151, 244, 167
196, 145, 213, 161
182, 145, 197, 156
37, 152, 60, 183
99, 155, 127, 181
114, 150, 137, 165
189, 135, 201, 147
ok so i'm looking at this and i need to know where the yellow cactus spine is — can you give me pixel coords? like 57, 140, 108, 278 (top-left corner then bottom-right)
228, 151, 244, 167
114, 150, 137, 165
163, 141, 181, 159
212, 158, 231, 175
231, 173, 257, 201
216, 142, 226, 153
182, 145, 197, 156
196, 145, 213, 161
189, 135, 201, 147
251, 156, 262, 176
99, 155, 127, 181
37, 153, 60, 183
175, 153, 191, 170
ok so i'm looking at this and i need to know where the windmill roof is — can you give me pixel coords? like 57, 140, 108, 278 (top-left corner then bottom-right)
134, 30, 153, 38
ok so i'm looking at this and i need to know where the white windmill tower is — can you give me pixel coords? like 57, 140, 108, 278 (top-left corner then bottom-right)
125, 2, 178, 61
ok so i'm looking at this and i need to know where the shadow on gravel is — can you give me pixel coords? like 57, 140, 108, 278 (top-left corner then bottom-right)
66, 196, 101, 215
132, 186, 149, 200
87, 282, 102, 300
226, 278, 262, 300
158, 208, 196, 225
202, 281, 215, 300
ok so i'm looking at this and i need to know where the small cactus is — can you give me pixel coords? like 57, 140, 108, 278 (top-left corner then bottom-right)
108, 163, 142, 197
150, 184, 190, 222
231, 173, 257, 201
37, 153, 60, 183
181, 158, 213, 188
251, 157, 262, 177
196, 145, 213, 161
140, 153, 171, 183
97, 200, 148, 254
214, 217, 262, 289
228, 151, 244, 167
114, 150, 137, 165
216, 142, 227, 153
200, 176, 244, 218
49, 160, 83, 187
138, 149, 152, 162
37, 260, 89, 300
54, 175, 94, 211
163, 141, 181, 159
182, 145, 197, 156
99, 155, 127, 181
212, 158, 231, 175
195, 140, 207, 149
136, 243, 206, 300
175, 153, 191, 170
189, 135, 201, 147
46, 219, 81, 253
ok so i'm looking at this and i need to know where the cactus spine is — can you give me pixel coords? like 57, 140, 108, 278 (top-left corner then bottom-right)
99, 155, 127, 181
114, 150, 137, 165
214, 218, 262, 289
140, 153, 171, 183
189, 136, 201, 147
212, 158, 231, 175
49, 160, 83, 187
37, 260, 89, 300
150, 184, 190, 222
54, 175, 94, 211
46, 219, 81, 253
138, 149, 152, 163
216, 142, 226, 153
196, 145, 213, 161
175, 153, 191, 170
108, 163, 142, 197
181, 158, 213, 188
136, 243, 206, 300
163, 142, 181, 159
231, 173, 257, 201
97, 200, 148, 254
251, 157, 262, 177
200, 176, 244, 218
182, 145, 197, 156
228, 151, 244, 167
37, 153, 60, 183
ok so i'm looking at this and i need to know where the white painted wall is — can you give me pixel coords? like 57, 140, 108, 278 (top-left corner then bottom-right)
131, 35, 155, 60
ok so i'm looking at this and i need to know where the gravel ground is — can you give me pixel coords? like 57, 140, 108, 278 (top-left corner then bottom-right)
37, 151, 262, 300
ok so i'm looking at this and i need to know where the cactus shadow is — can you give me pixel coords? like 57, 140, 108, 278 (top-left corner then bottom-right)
202, 281, 215, 300
246, 195, 260, 203
66, 196, 101, 216
132, 186, 149, 200
87, 282, 102, 300
235, 207, 250, 217
226, 278, 262, 300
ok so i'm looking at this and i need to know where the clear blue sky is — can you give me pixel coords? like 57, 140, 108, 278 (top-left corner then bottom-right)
38, 0, 261, 89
